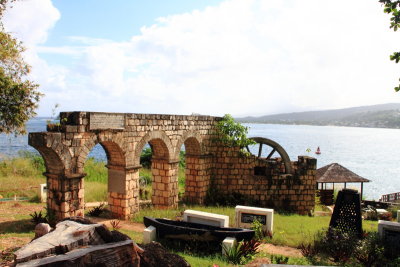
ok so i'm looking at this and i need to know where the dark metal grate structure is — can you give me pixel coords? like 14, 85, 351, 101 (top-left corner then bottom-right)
329, 189, 362, 236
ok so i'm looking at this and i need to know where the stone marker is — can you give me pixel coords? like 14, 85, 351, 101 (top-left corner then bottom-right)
34, 223, 51, 239
378, 220, 400, 252
378, 220, 400, 238
235, 205, 274, 234
222, 237, 237, 255
183, 209, 229, 227
39, 184, 47, 203
143, 226, 156, 244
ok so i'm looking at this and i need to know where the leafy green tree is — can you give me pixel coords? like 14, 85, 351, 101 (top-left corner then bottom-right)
380, 0, 400, 91
215, 114, 255, 148
0, 0, 41, 134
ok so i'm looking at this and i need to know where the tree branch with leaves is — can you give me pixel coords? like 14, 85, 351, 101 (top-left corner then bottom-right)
215, 114, 255, 149
0, 0, 42, 134
379, 0, 400, 91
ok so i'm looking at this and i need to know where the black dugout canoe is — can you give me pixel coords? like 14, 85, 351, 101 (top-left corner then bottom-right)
143, 216, 255, 242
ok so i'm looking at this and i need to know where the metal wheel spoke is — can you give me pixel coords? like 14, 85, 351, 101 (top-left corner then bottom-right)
266, 148, 276, 159
258, 143, 263, 157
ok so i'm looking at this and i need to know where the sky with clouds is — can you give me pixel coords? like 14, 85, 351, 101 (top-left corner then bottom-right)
3, 0, 400, 117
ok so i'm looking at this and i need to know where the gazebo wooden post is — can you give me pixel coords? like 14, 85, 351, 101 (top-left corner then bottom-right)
333, 183, 335, 191
344, 182, 347, 189
361, 182, 364, 200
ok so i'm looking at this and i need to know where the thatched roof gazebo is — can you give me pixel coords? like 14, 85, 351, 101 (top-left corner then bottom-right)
316, 163, 371, 200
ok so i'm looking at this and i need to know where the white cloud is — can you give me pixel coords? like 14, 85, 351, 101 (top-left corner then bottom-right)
4, 0, 400, 116
3, 0, 60, 46
3, 0, 63, 115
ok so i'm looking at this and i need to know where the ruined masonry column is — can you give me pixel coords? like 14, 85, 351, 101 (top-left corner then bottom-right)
151, 159, 178, 209
184, 155, 212, 204
107, 165, 140, 219
45, 173, 85, 221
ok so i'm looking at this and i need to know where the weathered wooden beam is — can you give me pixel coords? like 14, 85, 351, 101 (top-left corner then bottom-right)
15, 220, 105, 264
16, 240, 137, 267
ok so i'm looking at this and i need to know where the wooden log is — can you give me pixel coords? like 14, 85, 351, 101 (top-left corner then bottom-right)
14, 220, 105, 264
15, 240, 138, 267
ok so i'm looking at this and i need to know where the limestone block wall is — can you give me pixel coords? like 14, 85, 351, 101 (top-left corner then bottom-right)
210, 146, 317, 215
184, 155, 213, 204
46, 173, 85, 219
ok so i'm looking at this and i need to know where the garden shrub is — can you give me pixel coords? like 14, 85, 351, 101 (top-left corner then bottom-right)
270, 255, 289, 264
313, 228, 358, 264
214, 114, 255, 149
378, 212, 393, 221
223, 239, 261, 265
87, 203, 106, 217
388, 205, 400, 220
301, 227, 400, 266
30, 210, 48, 225
353, 232, 385, 267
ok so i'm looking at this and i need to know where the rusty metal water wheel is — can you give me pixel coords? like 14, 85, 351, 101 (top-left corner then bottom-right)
246, 137, 293, 174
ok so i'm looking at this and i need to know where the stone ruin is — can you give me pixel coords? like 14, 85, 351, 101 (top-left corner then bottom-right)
28, 112, 317, 220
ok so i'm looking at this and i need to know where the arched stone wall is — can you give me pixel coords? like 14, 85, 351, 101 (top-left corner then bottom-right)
28, 111, 317, 219
28, 112, 217, 219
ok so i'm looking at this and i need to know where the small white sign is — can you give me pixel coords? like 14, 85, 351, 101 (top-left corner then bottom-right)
235, 205, 274, 234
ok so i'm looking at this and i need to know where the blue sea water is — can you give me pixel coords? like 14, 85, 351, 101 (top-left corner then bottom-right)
1, 118, 399, 200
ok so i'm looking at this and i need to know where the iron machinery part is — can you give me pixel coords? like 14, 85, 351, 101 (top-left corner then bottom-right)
246, 137, 293, 174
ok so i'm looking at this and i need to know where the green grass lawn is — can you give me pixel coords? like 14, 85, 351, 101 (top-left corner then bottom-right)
132, 205, 379, 248
0, 154, 46, 199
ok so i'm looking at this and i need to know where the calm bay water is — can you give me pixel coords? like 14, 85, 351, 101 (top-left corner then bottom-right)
246, 123, 400, 200
1, 118, 399, 200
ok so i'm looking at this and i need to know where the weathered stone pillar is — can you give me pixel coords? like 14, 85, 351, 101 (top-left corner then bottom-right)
107, 165, 140, 219
151, 159, 178, 209
45, 172, 85, 221
184, 155, 212, 204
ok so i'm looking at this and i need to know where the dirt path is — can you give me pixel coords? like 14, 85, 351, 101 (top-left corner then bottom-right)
88, 217, 145, 232
258, 243, 302, 258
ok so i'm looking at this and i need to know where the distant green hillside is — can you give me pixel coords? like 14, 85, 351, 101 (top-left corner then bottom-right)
237, 103, 400, 129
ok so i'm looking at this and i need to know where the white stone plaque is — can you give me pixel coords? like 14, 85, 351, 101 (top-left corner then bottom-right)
235, 205, 274, 234
89, 113, 125, 130
183, 210, 229, 227
378, 220, 400, 241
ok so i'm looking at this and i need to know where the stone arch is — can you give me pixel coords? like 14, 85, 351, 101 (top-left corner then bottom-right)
32, 146, 65, 175
76, 132, 127, 173
174, 130, 203, 159
72, 132, 133, 219
175, 131, 209, 204
134, 131, 177, 209
134, 130, 174, 166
